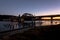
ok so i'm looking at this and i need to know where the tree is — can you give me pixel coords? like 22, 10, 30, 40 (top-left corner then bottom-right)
21, 13, 35, 28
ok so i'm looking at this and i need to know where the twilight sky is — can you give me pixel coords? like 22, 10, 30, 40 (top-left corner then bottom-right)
0, 0, 60, 16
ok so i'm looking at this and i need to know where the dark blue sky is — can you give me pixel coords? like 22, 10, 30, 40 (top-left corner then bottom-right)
0, 0, 60, 16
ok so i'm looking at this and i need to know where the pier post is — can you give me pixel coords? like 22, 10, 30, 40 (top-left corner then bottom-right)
39, 17, 42, 26
18, 15, 21, 29
33, 17, 35, 28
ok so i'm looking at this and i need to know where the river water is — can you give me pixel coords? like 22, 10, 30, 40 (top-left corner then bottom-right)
35, 20, 60, 26
0, 20, 60, 32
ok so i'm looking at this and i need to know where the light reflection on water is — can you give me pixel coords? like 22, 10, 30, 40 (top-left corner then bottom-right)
35, 20, 60, 26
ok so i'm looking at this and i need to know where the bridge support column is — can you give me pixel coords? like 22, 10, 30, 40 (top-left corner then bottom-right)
51, 17, 53, 25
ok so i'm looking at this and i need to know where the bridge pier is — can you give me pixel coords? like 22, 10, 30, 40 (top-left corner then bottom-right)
51, 17, 53, 25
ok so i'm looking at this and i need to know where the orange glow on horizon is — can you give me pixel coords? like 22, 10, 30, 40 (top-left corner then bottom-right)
41, 17, 60, 19
41, 17, 51, 19
53, 17, 60, 19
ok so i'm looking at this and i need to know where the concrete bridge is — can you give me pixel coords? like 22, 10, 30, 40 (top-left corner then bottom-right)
35, 15, 60, 26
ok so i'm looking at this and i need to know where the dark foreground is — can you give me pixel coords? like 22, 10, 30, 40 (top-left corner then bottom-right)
2, 24, 60, 40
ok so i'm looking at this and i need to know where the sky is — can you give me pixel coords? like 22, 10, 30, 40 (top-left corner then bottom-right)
0, 0, 60, 16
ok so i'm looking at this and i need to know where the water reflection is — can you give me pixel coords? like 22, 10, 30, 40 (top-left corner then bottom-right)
35, 20, 60, 26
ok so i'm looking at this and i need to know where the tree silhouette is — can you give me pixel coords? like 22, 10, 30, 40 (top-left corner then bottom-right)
21, 13, 35, 28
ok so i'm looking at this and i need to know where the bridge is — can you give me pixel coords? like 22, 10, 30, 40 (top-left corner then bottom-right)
35, 15, 60, 26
